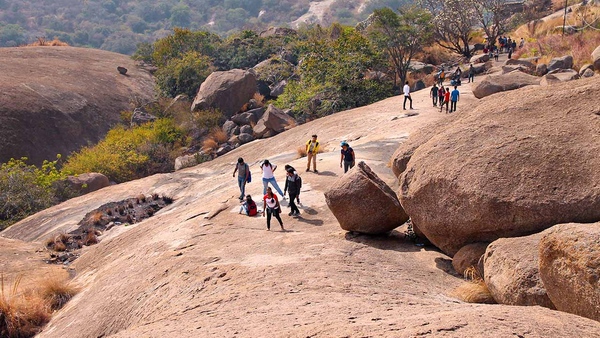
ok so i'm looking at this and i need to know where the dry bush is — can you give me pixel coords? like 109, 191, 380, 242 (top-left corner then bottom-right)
202, 138, 219, 153
296, 146, 308, 159
451, 266, 496, 304
53, 241, 67, 252
90, 211, 103, 225
209, 128, 228, 144
38, 276, 79, 311
1, 275, 51, 338
137, 194, 146, 203
513, 31, 600, 69
84, 231, 98, 246
28, 37, 69, 47
419, 45, 455, 66
253, 92, 265, 107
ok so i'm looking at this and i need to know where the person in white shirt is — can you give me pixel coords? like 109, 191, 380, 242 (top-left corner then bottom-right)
261, 159, 284, 197
403, 81, 413, 110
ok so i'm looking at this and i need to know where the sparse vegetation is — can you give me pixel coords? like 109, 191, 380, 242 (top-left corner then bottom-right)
38, 276, 79, 311
451, 266, 496, 304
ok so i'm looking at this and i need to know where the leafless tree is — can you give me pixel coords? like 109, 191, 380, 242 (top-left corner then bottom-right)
420, 0, 477, 57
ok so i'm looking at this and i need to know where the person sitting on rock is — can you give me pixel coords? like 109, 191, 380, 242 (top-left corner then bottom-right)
239, 195, 258, 216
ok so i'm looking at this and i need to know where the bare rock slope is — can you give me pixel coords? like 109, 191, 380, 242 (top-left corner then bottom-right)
0, 47, 155, 164
3, 78, 600, 337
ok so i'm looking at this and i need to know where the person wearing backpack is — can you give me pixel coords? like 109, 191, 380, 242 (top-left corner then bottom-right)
284, 168, 302, 216
305, 134, 320, 173
263, 187, 284, 231
233, 157, 250, 201
239, 195, 258, 216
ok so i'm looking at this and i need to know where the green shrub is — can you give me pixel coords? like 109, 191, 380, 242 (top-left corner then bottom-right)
0, 156, 71, 230
63, 118, 185, 183
155, 51, 215, 98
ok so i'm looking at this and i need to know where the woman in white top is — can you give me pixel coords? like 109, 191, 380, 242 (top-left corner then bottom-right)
261, 159, 284, 197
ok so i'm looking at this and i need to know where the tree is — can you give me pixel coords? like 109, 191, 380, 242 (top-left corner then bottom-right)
420, 0, 477, 57
365, 7, 433, 86
472, 0, 511, 47
155, 51, 215, 98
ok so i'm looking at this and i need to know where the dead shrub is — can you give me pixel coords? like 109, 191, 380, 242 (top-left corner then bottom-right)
90, 211, 103, 225
451, 266, 496, 304
84, 230, 98, 246
296, 146, 308, 159
209, 128, 228, 144
202, 138, 219, 153
137, 194, 146, 203
53, 241, 67, 252
28, 37, 69, 47
1, 275, 51, 337
253, 92, 265, 107
38, 276, 79, 311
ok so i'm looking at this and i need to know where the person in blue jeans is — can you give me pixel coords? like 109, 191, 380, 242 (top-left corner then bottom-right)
232, 157, 250, 201
450, 86, 460, 113
261, 159, 284, 198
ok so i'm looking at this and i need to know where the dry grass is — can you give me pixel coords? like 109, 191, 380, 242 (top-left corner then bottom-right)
451, 266, 496, 304
90, 211, 103, 225
252, 92, 265, 107
136, 194, 146, 203
38, 276, 79, 311
296, 146, 308, 159
84, 230, 98, 246
209, 128, 228, 144
1, 275, 52, 338
201, 138, 219, 153
27, 37, 69, 47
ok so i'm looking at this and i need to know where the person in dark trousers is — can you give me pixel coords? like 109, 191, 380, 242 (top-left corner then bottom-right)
232, 157, 250, 201
340, 141, 355, 173
438, 86, 445, 109
430, 84, 438, 106
263, 187, 284, 231
403, 81, 413, 110
468, 64, 475, 83
440, 87, 450, 113
283, 168, 301, 216
450, 86, 460, 113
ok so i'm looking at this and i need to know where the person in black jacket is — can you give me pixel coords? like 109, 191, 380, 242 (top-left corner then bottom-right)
284, 168, 302, 216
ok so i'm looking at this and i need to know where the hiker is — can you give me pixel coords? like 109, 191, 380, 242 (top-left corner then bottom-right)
494, 48, 499, 61
239, 195, 258, 216
340, 141, 355, 173
519, 37, 524, 49
305, 134, 320, 173
403, 81, 413, 110
508, 47, 513, 60
263, 187, 284, 231
454, 66, 462, 79
285, 164, 298, 175
430, 84, 438, 106
438, 68, 445, 85
450, 86, 460, 113
232, 157, 250, 201
440, 87, 450, 113
438, 86, 445, 111
468, 64, 475, 83
261, 159, 284, 197
284, 168, 301, 216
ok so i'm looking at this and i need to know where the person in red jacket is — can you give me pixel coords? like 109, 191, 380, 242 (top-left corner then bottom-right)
263, 187, 284, 231
440, 87, 450, 113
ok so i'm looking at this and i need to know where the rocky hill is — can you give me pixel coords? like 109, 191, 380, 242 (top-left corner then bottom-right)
2, 70, 600, 336
0, 46, 155, 165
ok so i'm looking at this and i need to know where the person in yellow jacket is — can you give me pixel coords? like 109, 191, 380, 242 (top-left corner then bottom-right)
305, 134, 320, 173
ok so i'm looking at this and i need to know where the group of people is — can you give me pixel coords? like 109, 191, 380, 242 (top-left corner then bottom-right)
430, 84, 460, 113
234, 135, 356, 231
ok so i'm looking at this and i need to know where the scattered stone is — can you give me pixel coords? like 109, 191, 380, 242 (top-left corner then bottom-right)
540, 69, 580, 85
536, 63, 548, 76
579, 63, 594, 76
539, 222, 600, 322
131, 108, 157, 126
582, 68, 595, 78
238, 133, 254, 144
503, 59, 535, 71
191, 69, 257, 118
175, 154, 198, 171
484, 232, 555, 308
325, 162, 408, 235
253, 104, 295, 138
117, 66, 127, 75
240, 125, 253, 135
452, 242, 489, 276
470, 54, 489, 64
222, 120, 238, 137
472, 71, 540, 99
216, 144, 233, 156
547, 55, 573, 72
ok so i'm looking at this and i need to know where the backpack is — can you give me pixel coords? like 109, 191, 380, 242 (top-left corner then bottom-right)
247, 201, 257, 216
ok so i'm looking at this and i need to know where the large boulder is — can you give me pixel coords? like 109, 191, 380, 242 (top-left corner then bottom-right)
547, 55, 573, 72
503, 59, 535, 71
0, 47, 155, 165
409, 61, 435, 74
472, 71, 540, 98
539, 222, 600, 321
452, 242, 489, 276
325, 161, 408, 234
540, 69, 580, 86
191, 69, 257, 118
174, 154, 198, 171
222, 120, 238, 137
253, 104, 294, 138
65, 173, 110, 194
483, 232, 555, 308
579, 63, 594, 76
582, 68, 595, 78
470, 54, 490, 64
536, 63, 548, 76
237, 133, 254, 144
399, 77, 600, 256
593, 45, 600, 72
502, 64, 533, 75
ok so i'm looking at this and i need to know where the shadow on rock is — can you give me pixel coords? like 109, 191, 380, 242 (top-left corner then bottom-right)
435, 257, 461, 277
299, 207, 318, 215
296, 217, 324, 226
315, 171, 338, 177
344, 230, 422, 253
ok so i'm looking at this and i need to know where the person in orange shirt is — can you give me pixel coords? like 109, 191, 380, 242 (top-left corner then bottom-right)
440, 87, 450, 113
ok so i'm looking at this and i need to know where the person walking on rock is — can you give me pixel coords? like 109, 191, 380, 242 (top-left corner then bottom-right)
468, 64, 475, 83
430, 84, 438, 106
340, 141, 355, 173
232, 157, 250, 201
284, 168, 302, 216
261, 159, 284, 197
440, 87, 450, 113
450, 86, 460, 113
305, 135, 320, 173
403, 81, 413, 110
263, 187, 284, 231
438, 86, 445, 110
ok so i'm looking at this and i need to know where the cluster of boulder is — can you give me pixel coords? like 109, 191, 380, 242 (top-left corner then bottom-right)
326, 75, 600, 322
472, 45, 600, 98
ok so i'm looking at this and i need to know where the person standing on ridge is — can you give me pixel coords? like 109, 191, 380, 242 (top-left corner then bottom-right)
430, 84, 438, 106
468, 64, 475, 83
450, 86, 460, 113
438, 86, 446, 112
340, 141, 355, 173
261, 159, 284, 197
284, 168, 302, 216
232, 157, 250, 201
305, 134, 320, 173
263, 187, 284, 231
403, 81, 413, 110
440, 87, 450, 113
